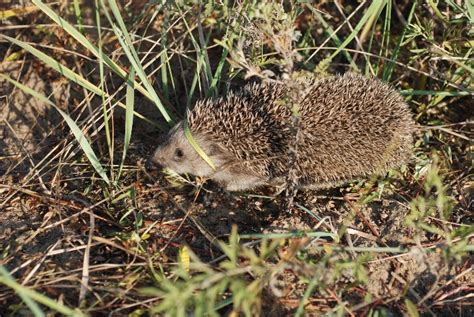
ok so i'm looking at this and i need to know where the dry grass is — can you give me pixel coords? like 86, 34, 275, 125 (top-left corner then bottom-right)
0, 1, 472, 316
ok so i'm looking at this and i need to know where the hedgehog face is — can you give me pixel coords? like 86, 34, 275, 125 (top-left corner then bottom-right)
148, 123, 224, 177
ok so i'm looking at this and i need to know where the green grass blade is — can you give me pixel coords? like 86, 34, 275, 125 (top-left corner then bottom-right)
178, 5, 212, 96
196, 9, 213, 94
160, 49, 170, 101
239, 231, 336, 240
427, 0, 448, 23
382, 1, 417, 81
117, 68, 135, 181
187, 60, 202, 108
0, 266, 86, 317
1, 33, 158, 128
32, 0, 122, 75
209, 46, 229, 96
364, 0, 386, 75
160, 6, 171, 100
1, 34, 104, 96
107, 0, 140, 63
400, 89, 473, 96
467, 0, 474, 24
1, 74, 110, 184
327, 0, 387, 62
31, 0, 173, 123
377, 0, 391, 76
73, 0, 84, 34
0, 268, 44, 316
182, 119, 216, 170
95, 0, 113, 180
105, 0, 173, 124
308, 5, 358, 71
209, 13, 236, 95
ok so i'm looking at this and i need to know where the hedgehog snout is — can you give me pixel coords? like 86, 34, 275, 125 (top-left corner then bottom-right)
146, 149, 167, 171
145, 156, 159, 172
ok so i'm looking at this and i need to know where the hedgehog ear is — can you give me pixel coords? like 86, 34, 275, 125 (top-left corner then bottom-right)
208, 143, 223, 156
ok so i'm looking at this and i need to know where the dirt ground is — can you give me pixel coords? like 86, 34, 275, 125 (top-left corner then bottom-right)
0, 2, 473, 315
0, 66, 472, 314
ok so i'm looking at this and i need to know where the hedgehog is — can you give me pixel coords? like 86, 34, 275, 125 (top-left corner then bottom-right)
147, 73, 416, 191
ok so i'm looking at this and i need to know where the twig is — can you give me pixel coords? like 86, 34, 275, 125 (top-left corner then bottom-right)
344, 195, 380, 238
79, 197, 95, 305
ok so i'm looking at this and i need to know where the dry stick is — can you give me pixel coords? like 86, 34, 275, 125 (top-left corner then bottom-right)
25, 262, 148, 299
108, 298, 163, 315
21, 240, 62, 285
325, 287, 355, 317
393, 1, 407, 25
391, 273, 436, 316
305, 1, 367, 63
197, 0, 210, 93
92, 236, 147, 261
433, 286, 474, 306
69, 262, 148, 274
433, 285, 473, 303
433, 293, 474, 306
5, 243, 104, 275
333, 1, 373, 72
79, 197, 95, 305
344, 232, 357, 260
423, 126, 471, 141
346, 228, 378, 242
74, 55, 99, 137
434, 266, 473, 298
343, 195, 380, 238
0, 184, 125, 249
349, 297, 385, 314
51, 140, 71, 198
422, 260, 473, 305
159, 194, 222, 253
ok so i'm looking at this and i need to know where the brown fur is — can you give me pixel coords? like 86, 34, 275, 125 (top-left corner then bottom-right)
149, 73, 416, 191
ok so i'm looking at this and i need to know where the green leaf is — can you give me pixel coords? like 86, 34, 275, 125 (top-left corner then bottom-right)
405, 299, 420, 317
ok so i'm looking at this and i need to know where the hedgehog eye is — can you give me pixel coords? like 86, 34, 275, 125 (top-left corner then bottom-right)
174, 148, 184, 160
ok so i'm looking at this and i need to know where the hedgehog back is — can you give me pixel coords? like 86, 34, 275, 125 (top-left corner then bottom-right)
296, 73, 415, 185
187, 73, 415, 186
